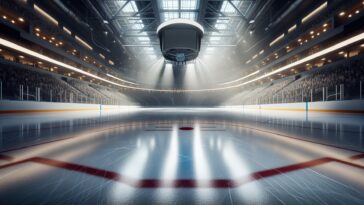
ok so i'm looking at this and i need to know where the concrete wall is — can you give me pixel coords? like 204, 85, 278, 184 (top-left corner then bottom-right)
222, 99, 364, 113
0, 100, 138, 114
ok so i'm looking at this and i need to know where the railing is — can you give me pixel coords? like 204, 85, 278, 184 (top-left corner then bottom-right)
0, 81, 125, 105
246, 81, 362, 105
0, 80, 362, 106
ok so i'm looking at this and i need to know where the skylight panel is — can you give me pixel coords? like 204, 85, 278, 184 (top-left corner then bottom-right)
144, 47, 154, 52
209, 32, 221, 41
210, 36, 221, 41
180, 12, 196, 20
137, 36, 150, 41
132, 23, 144, 30
215, 24, 227, 30
163, 12, 179, 21
129, 19, 143, 24
216, 19, 230, 24
122, 1, 138, 13
162, 0, 179, 10
220, 1, 237, 14
181, 0, 198, 10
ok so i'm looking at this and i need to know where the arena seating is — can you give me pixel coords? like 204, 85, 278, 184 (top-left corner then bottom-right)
1, 56, 363, 105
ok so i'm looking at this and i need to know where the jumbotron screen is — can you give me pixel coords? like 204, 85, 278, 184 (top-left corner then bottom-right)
162, 28, 199, 50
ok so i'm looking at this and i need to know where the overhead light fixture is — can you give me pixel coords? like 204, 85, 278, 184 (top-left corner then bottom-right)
288, 24, 297, 33
1, 32, 364, 92
18, 17, 24, 22
301, 2, 327, 23
107, 73, 138, 85
270, 33, 284, 46
0, 37, 141, 89
236, 32, 364, 88
75, 35, 93, 50
220, 70, 260, 85
339, 11, 346, 16
63, 26, 72, 35
34, 4, 58, 25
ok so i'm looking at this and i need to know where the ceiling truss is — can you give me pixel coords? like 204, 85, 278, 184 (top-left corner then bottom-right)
96, 0, 256, 59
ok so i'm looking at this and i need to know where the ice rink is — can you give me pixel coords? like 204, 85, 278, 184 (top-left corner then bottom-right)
0, 108, 364, 204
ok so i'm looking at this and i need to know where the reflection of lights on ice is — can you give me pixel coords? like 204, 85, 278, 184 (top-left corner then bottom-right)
192, 123, 216, 201
209, 137, 214, 148
161, 125, 179, 181
149, 137, 156, 150
110, 139, 149, 203
222, 141, 263, 203
217, 138, 222, 151
194, 124, 211, 181
155, 125, 179, 203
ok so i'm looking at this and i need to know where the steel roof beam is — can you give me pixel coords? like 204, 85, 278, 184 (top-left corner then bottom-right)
227, 0, 248, 21
111, 0, 130, 20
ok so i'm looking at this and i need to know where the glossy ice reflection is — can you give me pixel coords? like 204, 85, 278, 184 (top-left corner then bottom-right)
0, 108, 364, 204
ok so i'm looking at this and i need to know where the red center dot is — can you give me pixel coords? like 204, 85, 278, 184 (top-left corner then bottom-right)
179, 127, 194, 131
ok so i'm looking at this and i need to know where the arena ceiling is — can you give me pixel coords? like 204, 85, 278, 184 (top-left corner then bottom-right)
89, 0, 258, 60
